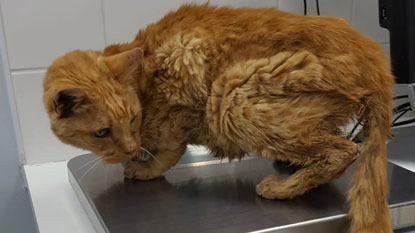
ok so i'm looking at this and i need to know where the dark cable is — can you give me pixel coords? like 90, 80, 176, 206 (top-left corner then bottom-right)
315, 0, 320, 15
351, 105, 412, 142
348, 118, 363, 139
393, 119, 415, 127
393, 95, 409, 100
394, 102, 411, 113
392, 108, 411, 124
352, 130, 362, 143
303, 0, 307, 15
395, 106, 411, 115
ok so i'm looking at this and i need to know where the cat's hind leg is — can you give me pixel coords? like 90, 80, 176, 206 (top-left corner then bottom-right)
256, 135, 358, 199
207, 50, 362, 199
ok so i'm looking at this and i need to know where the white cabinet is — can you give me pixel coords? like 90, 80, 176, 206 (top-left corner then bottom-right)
0, 0, 105, 70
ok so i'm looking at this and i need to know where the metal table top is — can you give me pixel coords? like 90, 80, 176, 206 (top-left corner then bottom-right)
68, 127, 415, 233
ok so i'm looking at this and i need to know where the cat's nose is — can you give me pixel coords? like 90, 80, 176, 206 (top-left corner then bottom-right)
120, 138, 138, 155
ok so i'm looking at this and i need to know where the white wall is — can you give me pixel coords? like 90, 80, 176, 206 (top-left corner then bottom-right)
278, 0, 411, 109
278, 0, 390, 57
103, 0, 279, 45
0, 0, 395, 165
0, 0, 277, 165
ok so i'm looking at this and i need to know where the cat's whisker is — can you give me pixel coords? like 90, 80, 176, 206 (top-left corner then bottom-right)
148, 153, 162, 166
139, 147, 162, 165
78, 158, 102, 183
110, 164, 118, 182
75, 156, 101, 172
139, 147, 152, 156
138, 152, 146, 160
105, 163, 110, 188
141, 154, 147, 160
115, 164, 123, 181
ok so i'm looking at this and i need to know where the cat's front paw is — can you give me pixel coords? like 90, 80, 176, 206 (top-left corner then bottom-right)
256, 175, 296, 199
124, 161, 161, 180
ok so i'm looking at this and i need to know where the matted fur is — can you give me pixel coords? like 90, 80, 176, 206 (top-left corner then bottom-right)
43, 4, 394, 233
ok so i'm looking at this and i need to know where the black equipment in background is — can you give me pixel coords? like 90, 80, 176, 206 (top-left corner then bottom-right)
379, 0, 415, 84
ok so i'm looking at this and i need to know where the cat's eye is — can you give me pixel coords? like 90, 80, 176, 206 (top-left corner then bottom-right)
94, 128, 110, 138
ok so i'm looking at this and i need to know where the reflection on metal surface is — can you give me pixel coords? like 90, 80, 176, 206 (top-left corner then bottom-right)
175, 156, 255, 168
251, 214, 348, 233
69, 171, 107, 233
68, 144, 415, 233
390, 202, 415, 230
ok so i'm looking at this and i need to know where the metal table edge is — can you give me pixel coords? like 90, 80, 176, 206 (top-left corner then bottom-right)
68, 158, 415, 233
69, 169, 108, 233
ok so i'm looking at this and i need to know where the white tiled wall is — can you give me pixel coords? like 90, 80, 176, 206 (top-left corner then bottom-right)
0, 0, 277, 165
278, 0, 390, 54
0, 0, 393, 165
104, 0, 278, 44
0, 0, 105, 70
12, 71, 86, 164
351, 0, 389, 44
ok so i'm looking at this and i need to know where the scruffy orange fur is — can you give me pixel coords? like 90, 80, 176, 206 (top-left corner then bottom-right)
43, 4, 394, 233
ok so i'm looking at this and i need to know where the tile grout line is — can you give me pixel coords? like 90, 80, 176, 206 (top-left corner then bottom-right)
11, 67, 47, 75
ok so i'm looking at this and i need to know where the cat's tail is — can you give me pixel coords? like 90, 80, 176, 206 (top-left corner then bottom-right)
348, 75, 393, 233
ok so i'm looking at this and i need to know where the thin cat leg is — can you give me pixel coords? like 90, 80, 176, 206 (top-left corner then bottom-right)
207, 50, 362, 197
124, 141, 186, 180
124, 101, 192, 180
256, 135, 358, 199
207, 49, 391, 233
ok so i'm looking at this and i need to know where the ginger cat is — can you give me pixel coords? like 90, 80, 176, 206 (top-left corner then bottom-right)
43, 4, 394, 233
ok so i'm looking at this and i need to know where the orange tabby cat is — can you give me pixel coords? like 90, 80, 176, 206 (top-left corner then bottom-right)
43, 4, 394, 233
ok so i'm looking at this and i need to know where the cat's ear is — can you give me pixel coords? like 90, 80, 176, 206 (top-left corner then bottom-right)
53, 88, 89, 118
98, 48, 143, 82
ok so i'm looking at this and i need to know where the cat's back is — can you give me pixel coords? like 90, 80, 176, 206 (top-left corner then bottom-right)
138, 4, 391, 92
135, 4, 290, 49
139, 4, 378, 57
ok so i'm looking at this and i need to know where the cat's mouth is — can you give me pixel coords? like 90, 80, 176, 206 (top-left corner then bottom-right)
102, 147, 155, 164
102, 154, 136, 163
132, 150, 151, 162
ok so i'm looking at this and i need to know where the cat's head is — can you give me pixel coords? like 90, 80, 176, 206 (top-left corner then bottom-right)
43, 48, 146, 163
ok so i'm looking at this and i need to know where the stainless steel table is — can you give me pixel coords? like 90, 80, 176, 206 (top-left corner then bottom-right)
68, 127, 415, 233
